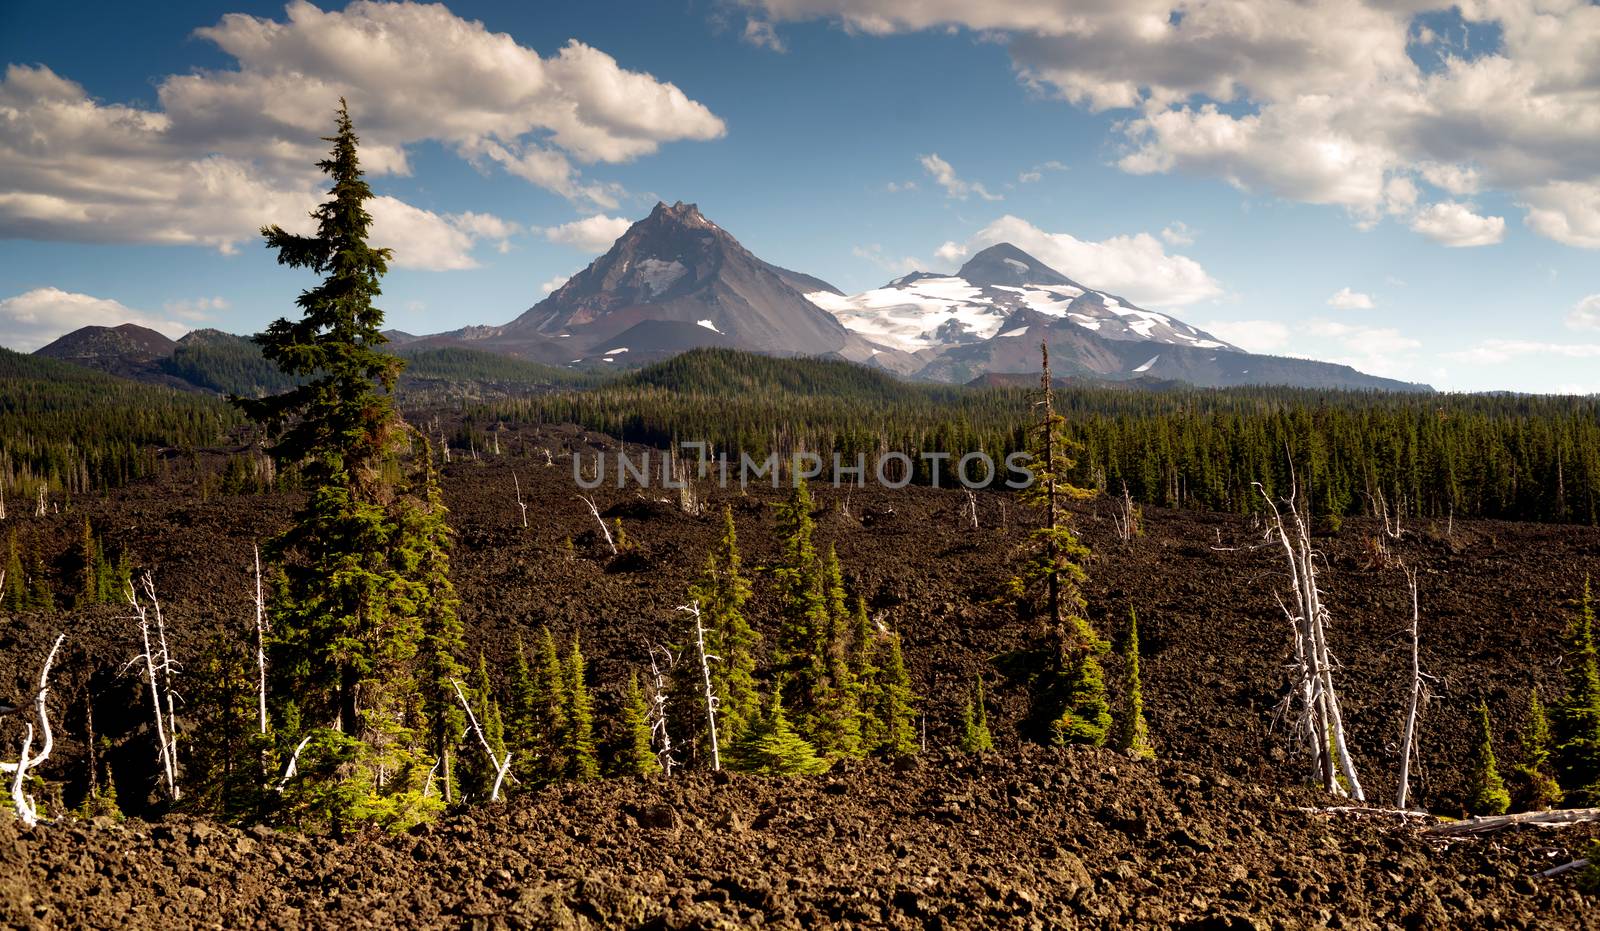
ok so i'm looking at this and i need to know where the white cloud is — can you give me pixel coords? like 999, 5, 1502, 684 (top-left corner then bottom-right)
542, 214, 632, 252
744, 18, 787, 51
884, 180, 918, 193
163, 296, 230, 321
1327, 287, 1375, 310
1196, 319, 1290, 354
540, 275, 571, 295
934, 240, 969, 263
1408, 202, 1505, 247
1446, 339, 1600, 364
0, 2, 723, 257
955, 215, 1222, 306
1017, 160, 1067, 183
919, 154, 1001, 201
0, 287, 190, 351
1160, 222, 1194, 246
741, 0, 1600, 248
1304, 318, 1422, 379
853, 243, 921, 276
1567, 295, 1600, 331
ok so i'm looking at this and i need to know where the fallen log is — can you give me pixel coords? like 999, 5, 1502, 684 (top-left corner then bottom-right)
1425, 808, 1600, 837
1538, 858, 1591, 879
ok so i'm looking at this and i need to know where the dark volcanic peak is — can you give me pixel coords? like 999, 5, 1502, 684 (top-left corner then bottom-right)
955, 243, 1080, 289
36, 323, 177, 362
498, 200, 858, 360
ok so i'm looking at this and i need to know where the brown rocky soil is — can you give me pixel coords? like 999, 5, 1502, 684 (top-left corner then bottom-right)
3, 423, 1600, 926
6, 747, 1598, 929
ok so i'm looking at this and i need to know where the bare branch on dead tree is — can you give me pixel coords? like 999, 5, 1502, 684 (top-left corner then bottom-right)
579, 495, 617, 555
5, 632, 64, 826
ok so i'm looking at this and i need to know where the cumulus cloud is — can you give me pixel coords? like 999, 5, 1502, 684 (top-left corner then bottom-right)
0, 2, 724, 261
1304, 319, 1422, 379
541, 214, 632, 252
1327, 287, 1375, 310
540, 275, 571, 295
1568, 295, 1600, 331
1408, 202, 1505, 247
0, 287, 191, 351
954, 215, 1222, 306
740, 0, 1600, 248
1195, 319, 1291, 354
920, 154, 1001, 201
1017, 160, 1067, 184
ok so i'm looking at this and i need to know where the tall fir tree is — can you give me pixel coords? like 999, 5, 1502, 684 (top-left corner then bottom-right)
852, 597, 885, 751
1115, 608, 1155, 760
76, 517, 99, 608
1010, 342, 1108, 746
806, 543, 862, 757
409, 450, 467, 804
618, 670, 660, 777
773, 478, 828, 722
535, 627, 570, 782
4, 531, 26, 609
234, 101, 443, 830
564, 635, 599, 782
1466, 699, 1511, 815
459, 652, 508, 801
875, 631, 918, 755
1512, 687, 1563, 811
1552, 577, 1600, 806
960, 677, 995, 753
688, 507, 760, 748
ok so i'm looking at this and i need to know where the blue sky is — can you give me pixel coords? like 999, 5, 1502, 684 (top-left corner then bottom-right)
3, 0, 1599, 392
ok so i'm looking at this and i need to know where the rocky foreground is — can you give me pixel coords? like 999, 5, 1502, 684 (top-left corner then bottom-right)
4, 747, 1596, 930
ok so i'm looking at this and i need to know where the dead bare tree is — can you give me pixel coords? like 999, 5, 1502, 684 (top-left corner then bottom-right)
1396, 568, 1423, 810
1111, 483, 1140, 544
579, 495, 617, 555
1258, 479, 1365, 801
253, 545, 268, 736
451, 678, 513, 801
123, 573, 181, 801
35, 485, 46, 518
681, 602, 721, 771
4, 633, 64, 826
964, 489, 979, 530
275, 736, 312, 793
646, 646, 678, 776
513, 474, 529, 529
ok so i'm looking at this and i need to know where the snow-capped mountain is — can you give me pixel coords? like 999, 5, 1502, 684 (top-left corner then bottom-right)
807, 243, 1236, 355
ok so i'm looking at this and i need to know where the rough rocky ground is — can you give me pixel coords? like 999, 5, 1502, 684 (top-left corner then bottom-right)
3, 423, 1600, 926
6, 747, 1598, 929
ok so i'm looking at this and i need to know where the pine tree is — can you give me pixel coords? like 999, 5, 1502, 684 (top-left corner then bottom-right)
689, 507, 760, 747
1512, 687, 1562, 811
1552, 577, 1600, 806
852, 597, 885, 751
876, 631, 918, 755
507, 637, 539, 783
806, 544, 862, 757
618, 670, 660, 777
5, 531, 29, 609
1115, 608, 1155, 760
535, 627, 570, 782
960, 677, 994, 753
564, 635, 599, 782
1011, 343, 1107, 746
235, 101, 440, 830
727, 692, 829, 776
773, 479, 828, 719
459, 653, 507, 800
76, 517, 99, 608
410, 451, 466, 803
1466, 700, 1511, 816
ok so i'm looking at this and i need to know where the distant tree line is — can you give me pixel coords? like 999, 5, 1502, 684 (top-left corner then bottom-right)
472, 348, 1600, 525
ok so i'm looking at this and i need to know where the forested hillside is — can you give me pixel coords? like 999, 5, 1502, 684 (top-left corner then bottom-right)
475, 349, 1600, 525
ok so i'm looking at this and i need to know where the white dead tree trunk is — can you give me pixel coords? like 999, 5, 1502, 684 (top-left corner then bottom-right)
1111, 483, 1139, 544
681, 602, 721, 771
4, 633, 64, 826
579, 495, 617, 555
1396, 568, 1423, 810
35, 485, 46, 517
964, 490, 979, 530
647, 646, 678, 776
0, 486, 6, 520
1258, 480, 1365, 801
275, 736, 311, 793
514, 474, 529, 529
123, 573, 181, 801
253, 545, 269, 736
451, 678, 513, 801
